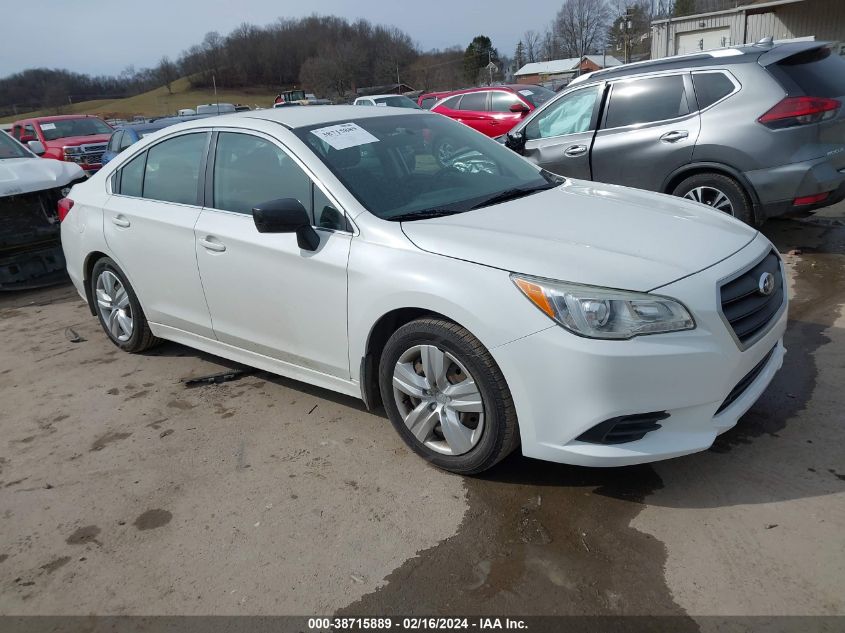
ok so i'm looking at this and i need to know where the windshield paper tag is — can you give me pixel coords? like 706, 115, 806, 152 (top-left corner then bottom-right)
40, 123, 56, 130
311, 123, 378, 150
518, 90, 534, 96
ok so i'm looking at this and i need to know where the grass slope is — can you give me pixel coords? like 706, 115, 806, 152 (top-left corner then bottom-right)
1, 78, 277, 123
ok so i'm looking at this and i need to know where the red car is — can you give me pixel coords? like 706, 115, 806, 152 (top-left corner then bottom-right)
10, 115, 114, 175
431, 85, 555, 137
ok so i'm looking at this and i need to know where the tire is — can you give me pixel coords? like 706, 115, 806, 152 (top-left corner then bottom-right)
672, 172, 755, 225
379, 317, 519, 474
90, 257, 159, 353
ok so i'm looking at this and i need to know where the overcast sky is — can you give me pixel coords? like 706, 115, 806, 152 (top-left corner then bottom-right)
0, 0, 567, 78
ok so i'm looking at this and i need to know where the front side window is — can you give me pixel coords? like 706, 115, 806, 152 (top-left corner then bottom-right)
604, 75, 690, 129
143, 133, 208, 205
23, 124, 37, 140
490, 91, 522, 112
524, 86, 600, 140
420, 97, 438, 109
437, 95, 461, 110
294, 114, 557, 221
119, 130, 136, 151
0, 131, 30, 159
212, 132, 312, 217
458, 92, 488, 111
107, 131, 123, 153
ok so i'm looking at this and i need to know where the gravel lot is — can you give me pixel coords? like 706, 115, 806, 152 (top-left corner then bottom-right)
1, 204, 843, 628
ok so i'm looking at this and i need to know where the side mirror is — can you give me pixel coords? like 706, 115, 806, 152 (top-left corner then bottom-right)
252, 198, 320, 251
28, 140, 46, 155
505, 131, 526, 154
509, 103, 530, 116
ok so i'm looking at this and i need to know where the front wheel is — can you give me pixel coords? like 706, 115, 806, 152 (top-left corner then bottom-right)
672, 172, 754, 225
379, 317, 519, 474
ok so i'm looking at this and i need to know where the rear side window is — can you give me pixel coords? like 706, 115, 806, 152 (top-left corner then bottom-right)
692, 72, 736, 109
143, 133, 208, 205
438, 95, 460, 110
773, 47, 845, 97
605, 75, 690, 128
119, 151, 146, 198
458, 92, 488, 111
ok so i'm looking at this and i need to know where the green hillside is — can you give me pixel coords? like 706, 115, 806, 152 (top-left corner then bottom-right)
1, 78, 278, 123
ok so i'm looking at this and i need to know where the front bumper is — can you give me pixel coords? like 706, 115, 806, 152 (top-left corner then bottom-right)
491, 233, 787, 467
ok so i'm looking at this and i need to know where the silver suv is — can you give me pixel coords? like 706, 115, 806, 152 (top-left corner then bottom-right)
503, 40, 845, 224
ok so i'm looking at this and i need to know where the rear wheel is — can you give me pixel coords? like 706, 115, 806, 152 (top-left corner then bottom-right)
379, 317, 519, 474
91, 257, 158, 353
672, 172, 754, 225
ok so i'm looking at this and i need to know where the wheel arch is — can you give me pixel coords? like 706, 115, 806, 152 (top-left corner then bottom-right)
359, 307, 463, 411
82, 251, 110, 316
662, 162, 761, 220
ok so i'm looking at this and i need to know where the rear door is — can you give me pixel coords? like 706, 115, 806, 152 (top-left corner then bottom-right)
590, 73, 700, 191
517, 84, 603, 180
103, 130, 214, 337
454, 91, 494, 136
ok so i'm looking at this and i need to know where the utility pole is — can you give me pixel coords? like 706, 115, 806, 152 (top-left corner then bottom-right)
621, 9, 633, 65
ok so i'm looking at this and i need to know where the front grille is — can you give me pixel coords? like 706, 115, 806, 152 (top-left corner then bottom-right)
576, 411, 669, 445
716, 346, 776, 414
720, 250, 784, 346
81, 151, 104, 164
81, 143, 107, 153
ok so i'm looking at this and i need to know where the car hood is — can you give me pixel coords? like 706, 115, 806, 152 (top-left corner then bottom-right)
400, 179, 757, 291
0, 157, 84, 197
45, 134, 111, 147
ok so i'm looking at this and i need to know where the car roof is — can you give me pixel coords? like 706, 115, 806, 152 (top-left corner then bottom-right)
170, 104, 428, 131
569, 40, 829, 86
357, 94, 413, 100
17, 114, 104, 124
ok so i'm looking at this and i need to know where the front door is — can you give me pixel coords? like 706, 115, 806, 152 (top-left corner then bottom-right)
518, 84, 603, 180
194, 130, 351, 378
103, 130, 214, 337
590, 73, 701, 192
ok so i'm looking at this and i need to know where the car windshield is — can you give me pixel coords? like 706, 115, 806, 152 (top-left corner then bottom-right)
374, 96, 421, 109
294, 113, 559, 221
39, 118, 112, 141
515, 86, 555, 107
0, 131, 30, 159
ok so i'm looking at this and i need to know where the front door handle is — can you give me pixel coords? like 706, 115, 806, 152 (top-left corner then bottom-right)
564, 145, 588, 157
199, 236, 226, 252
112, 215, 130, 228
660, 130, 689, 143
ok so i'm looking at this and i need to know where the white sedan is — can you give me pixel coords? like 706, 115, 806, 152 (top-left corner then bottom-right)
59, 106, 787, 473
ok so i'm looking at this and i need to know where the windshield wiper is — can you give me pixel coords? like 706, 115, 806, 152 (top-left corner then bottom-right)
469, 184, 556, 210
389, 209, 463, 222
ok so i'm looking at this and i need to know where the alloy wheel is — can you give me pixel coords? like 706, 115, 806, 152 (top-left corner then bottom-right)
683, 186, 734, 215
391, 344, 484, 456
95, 270, 134, 342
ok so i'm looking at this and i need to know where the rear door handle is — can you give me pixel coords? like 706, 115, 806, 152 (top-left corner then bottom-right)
564, 145, 588, 157
660, 130, 689, 143
112, 215, 130, 228
199, 236, 226, 252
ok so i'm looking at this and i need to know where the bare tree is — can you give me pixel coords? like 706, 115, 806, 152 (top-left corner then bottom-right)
523, 30, 541, 63
554, 0, 612, 60
156, 56, 177, 94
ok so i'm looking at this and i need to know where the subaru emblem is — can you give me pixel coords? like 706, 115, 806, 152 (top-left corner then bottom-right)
758, 272, 775, 296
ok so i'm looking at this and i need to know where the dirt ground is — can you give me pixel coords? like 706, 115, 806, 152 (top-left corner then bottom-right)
1, 204, 843, 629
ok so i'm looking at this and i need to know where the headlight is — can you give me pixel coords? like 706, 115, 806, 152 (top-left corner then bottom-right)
63, 146, 82, 155
511, 274, 695, 339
